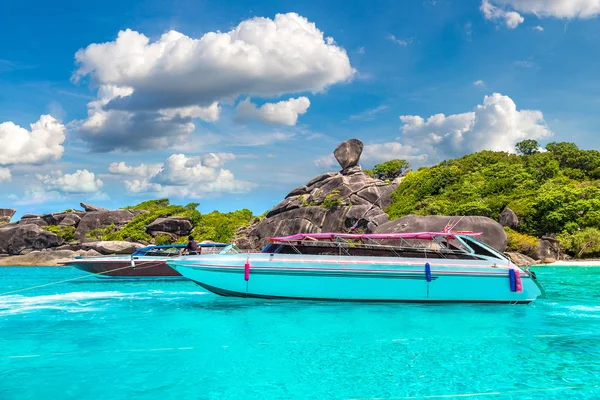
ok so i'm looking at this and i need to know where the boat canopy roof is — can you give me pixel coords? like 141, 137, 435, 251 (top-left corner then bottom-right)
270, 232, 482, 243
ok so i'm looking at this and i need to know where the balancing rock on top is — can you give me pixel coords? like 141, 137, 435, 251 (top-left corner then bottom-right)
334, 139, 364, 171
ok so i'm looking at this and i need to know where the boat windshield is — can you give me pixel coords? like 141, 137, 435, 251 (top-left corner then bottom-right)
262, 234, 493, 260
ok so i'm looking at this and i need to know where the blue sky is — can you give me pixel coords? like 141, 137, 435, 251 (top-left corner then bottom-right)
1, 0, 600, 219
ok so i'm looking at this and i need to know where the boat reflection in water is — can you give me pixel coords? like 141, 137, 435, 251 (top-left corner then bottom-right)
64, 243, 229, 280
167, 232, 544, 303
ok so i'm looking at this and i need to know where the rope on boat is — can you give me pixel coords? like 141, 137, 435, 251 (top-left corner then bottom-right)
0, 260, 167, 297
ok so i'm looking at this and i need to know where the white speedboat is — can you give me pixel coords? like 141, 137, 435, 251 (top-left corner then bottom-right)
167, 232, 544, 303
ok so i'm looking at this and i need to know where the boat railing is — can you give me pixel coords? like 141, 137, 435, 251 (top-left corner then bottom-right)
273, 239, 473, 258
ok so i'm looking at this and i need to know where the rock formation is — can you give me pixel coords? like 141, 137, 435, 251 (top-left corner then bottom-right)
0, 208, 16, 224
334, 139, 363, 171
375, 215, 508, 252
80, 202, 109, 212
146, 217, 193, 236
236, 139, 400, 250
499, 208, 519, 229
0, 224, 64, 255
75, 210, 137, 240
82, 241, 144, 255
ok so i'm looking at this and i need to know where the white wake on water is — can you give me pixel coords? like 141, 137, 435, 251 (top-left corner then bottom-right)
0, 289, 209, 316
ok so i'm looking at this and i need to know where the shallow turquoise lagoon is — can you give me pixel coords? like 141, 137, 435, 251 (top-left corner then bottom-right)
1, 266, 600, 400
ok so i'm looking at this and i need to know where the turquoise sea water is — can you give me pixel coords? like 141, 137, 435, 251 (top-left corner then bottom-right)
1, 266, 600, 400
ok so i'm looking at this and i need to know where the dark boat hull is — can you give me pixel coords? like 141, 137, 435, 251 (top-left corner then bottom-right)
65, 259, 182, 279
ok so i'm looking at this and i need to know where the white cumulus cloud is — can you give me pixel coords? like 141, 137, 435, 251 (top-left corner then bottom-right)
0, 115, 66, 165
0, 167, 11, 183
481, 0, 524, 28
73, 14, 354, 110
110, 153, 252, 198
491, 0, 600, 19
482, 0, 600, 27
362, 143, 428, 164
37, 169, 104, 194
72, 13, 353, 151
235, 97, 310, 126
398, 93, 552, 162
71, 13, 352, 151
108, 161, 163, 177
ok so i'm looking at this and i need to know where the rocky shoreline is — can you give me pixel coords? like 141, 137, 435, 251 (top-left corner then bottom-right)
0, 139, 583, 267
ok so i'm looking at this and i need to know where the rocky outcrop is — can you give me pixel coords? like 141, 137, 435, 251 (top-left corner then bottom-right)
17, 216, 48, 227
82, 241, 144, 255
0, 224, 64, 255
499, 208, 519, 229
334, 139, 363, 171
505, 252, 536, 267
75, 210, 136, 240
537, 237, 563, 262
146, 217, 193, 236
0, 249, 101, 267
236, 139, 399, 250
80, 202, 109, 212
58, 213, 82, 227
0, 208, 16, 224
376, 215, 508, 252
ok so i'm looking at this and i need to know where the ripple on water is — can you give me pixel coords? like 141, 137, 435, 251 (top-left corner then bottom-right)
0, 266, 599, 400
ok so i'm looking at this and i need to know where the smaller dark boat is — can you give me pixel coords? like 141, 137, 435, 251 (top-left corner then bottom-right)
63, 243, 230, 280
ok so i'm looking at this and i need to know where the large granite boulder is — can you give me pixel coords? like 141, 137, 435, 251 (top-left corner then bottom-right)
0, 249, 102, 266
334, 139, 363, 170
41, 212, 86, 226
235, 138, 403, 250
58, 213, 83, 227
0, 208, 16, 224
237, 170, 399, 250
75, 210, 136, 240
82, 241, 144, 255
80, 202, 109, 212
499, 208, 519, 229
537, 237, 563, 262
17, 215, 48, 227
506, 252, 536, 267
375, 215, 508, 252
146, 217, 193, 236
0, 224, 64, 255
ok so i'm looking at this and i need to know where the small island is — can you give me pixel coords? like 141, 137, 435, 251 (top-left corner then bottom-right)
1, 139, 599, 266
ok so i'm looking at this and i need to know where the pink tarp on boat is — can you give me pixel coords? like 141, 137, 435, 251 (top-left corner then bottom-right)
270, 231, 483, 242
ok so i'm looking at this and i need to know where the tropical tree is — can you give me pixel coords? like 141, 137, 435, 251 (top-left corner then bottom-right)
372, 159, 410, 180
515, 139, 540, 155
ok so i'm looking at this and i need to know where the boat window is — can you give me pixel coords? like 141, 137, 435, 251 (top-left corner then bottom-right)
463, 238, 501, 259
262, 244, 282, 253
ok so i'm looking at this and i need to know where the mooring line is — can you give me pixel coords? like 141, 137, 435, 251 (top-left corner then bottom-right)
0, 261, 167, 297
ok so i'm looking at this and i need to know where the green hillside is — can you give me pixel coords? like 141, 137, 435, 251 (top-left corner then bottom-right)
386, 141, 600, 258
88, 199, 254, 244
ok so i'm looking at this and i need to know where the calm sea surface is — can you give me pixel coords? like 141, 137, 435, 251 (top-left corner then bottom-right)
1, 266, 599, 400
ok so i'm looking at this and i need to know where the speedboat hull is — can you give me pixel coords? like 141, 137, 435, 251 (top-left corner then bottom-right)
64, 258, 182, 279
168, 255, 544, 303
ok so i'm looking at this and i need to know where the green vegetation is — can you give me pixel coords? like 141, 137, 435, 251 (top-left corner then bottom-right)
154, 233, 175, 245
322, 190, 342, 209
84, 199, 254, 244
371, 159, 410, 181
44, 225, 76, 242
386, 141, 600, 258
505, 228, 539, 258
86, 224, 116, 240
557, 228, 600, 258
